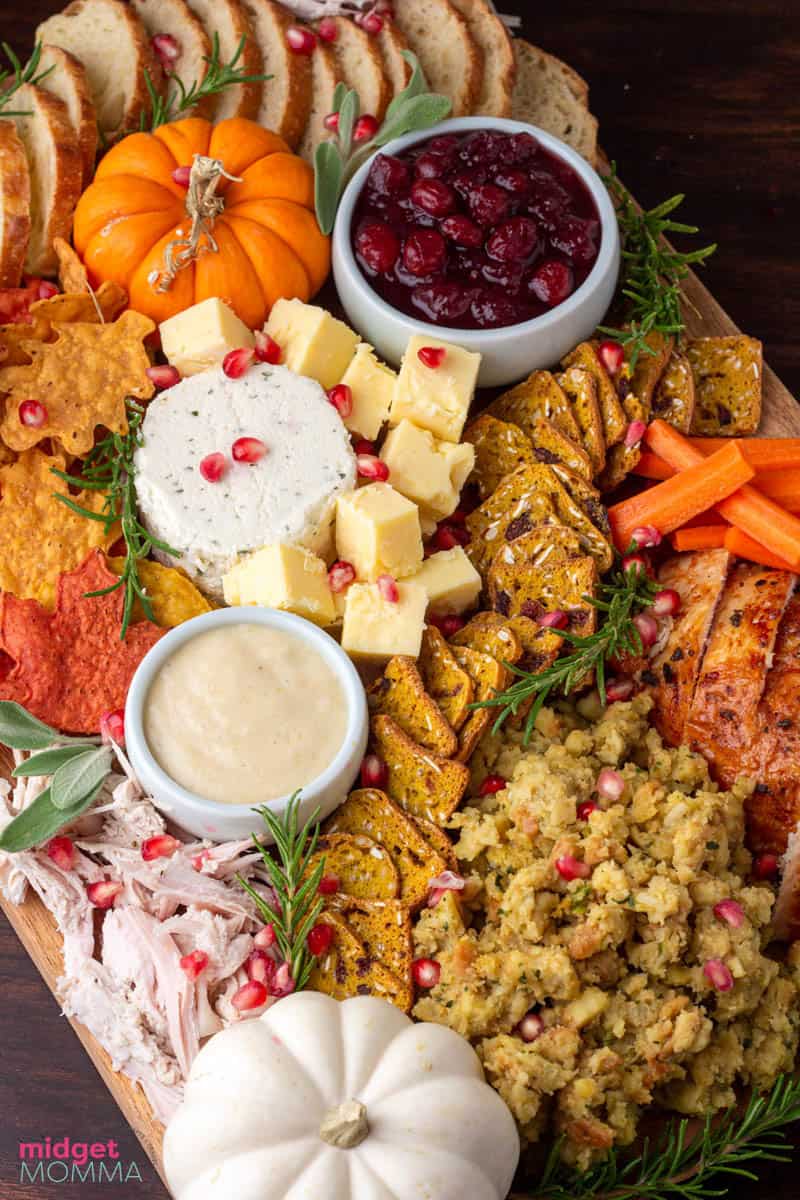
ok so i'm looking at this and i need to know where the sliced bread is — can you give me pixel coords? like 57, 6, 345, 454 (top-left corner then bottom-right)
449, 0, 514, 116
36, 0, 162, 138
377, 21, 412, 98
241, 0, 311, 147
0, 121, 31, 287
9, 85, 83, 277
297, 39, 341, 163
184, 0, 263, 120
511, 40, 598, 164
130, 0, 214, 119
393, 0, 482, 118
37, 46, 97, 189
323, 17, 391, 123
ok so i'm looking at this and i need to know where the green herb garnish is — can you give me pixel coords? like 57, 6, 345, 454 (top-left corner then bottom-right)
598, 165, 716, 369
238, 792, 326, 993
0, 702, 111, 852
473, 555, 657, 742
143, 34, 270, 130
51, 399, 178, 640
314, 51, 452, 235
524, 1074, 800, 1200
0, 42, 54, 118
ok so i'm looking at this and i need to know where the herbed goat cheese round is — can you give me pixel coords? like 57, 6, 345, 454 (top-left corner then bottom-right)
135, 364, 357, 599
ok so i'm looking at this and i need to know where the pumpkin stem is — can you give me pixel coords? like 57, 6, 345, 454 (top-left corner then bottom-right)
155, 154, 241, 293
319, 1099, 370, 1149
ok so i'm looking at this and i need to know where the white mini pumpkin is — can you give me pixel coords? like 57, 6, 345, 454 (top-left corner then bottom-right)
164, 991, 520, 1200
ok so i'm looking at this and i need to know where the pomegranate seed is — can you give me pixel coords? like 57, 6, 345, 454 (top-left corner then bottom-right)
605, 677, 634, 702
328, 560, 356, 593
418, 345, 446, 369
232, 980, 268, 1011
427, 613, 465, 637
754, 853, 779, 880
357, 453, 389, 481
222, 347, 255, 378
517, 1012, 544, 1043
713, 899, 745, 928
254, 331, 282, 364
354, 437, 376, 456
361, 753, 388, 789
192, 849, 212, 871
412, 957, 441, 988
152, 33, 181, 68
577, 800, 598, 821
18, 399, 47, 427
353, 114, 379, 142
652, 588, 681, 617
480, 774, 507, 796
318, 875, 340, 895
272, 961, 295, 997
327, 383, 353, 418
633, 612, 659, 648
171, 165, 191, 188
37, 280, 59, 300
624, 419, 648, 448
449, 507, 467, 525
630, 524, 662, 549
286, 25, 316, 54
362, 12, 384, 33
377, 574, 399, 602
100, 708, 125, 745
47, 836, 75, 871
704, 958, 734, 992
307, 923, 334, 956
142, 834, 182, 861
180, 950, 209, 981
87, 880, 122, 909
199, 452, 227, 483
435, 523, 469, 551
596, 339, 625, 376
596, 768, 625, 801
323, 111, 340, 132
537, 610, 568, 630
232, 436, 268, 464
428, 870, 464, 892
622, 553, 650, 579
555, 855, 591, 881
317, 16, 338, 41
254, 924, 276, 949
246, 949, 276, 988
146, 364, 180, 390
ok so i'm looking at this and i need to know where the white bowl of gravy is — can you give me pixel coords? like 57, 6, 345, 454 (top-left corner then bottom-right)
124, 607, 368, 842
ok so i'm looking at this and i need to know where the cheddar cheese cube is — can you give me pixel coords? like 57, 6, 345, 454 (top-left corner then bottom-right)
159, 297, 254, 377
390, 335, 481, 442
414, 547, 482, 615
265, 298, 358, 390
380, 419, 475, 522
339, 343, 397, 440
335, 483, 423, 582
341, 579, 428, 661
222, 543, 336, 627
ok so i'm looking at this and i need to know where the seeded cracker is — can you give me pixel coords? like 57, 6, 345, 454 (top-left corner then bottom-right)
555, 366, 606, 474
652, 349, 696, 433
562, 340, 627, 447
419, 627, 474, 732
454, 609, 553, 673
413, 813, 457, 870
108, 558, 212, 628
628, 331, 674, 412
465, 413, 538, 500
368, 656, 458, 756
450, 615, 523, 667
687, 335, 763, 435
486, 369, 582, 442
307, 832, 400, 901
371, 715, 470, 825
598, 392, 649, 492
450, 644, 510, 764
326, 894, 413, 999
487, 533, 599, 637
307, 910, 410, 1012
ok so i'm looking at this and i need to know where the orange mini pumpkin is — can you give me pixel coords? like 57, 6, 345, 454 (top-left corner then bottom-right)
73, 117, 330, 329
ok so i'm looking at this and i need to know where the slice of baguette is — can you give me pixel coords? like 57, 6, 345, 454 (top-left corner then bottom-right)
511, 40, 598, 164
241, 0, 311, 148
0, 121, 31, 287
131, 0, 214, 120
377, 21, 412, 98
298, 39, 341, 164
185, 0, 263, 120
323, 17, 390, 123
36, 0, 162, 138
449, 0, 514, 116
9, 85, 83, 277
37, 46, 97, 189
393, 0, 483, 117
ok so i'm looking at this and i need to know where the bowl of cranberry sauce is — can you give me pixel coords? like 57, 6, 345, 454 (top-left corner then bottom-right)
332, 118, 620, 387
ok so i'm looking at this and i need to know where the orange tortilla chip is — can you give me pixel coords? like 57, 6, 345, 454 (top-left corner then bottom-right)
0, 549, 164, 733
0, 284, 129, 368
0, 449, 118, 608
53, 237, 89, 293
108, 557, 212, 627
0, 309, 154, 455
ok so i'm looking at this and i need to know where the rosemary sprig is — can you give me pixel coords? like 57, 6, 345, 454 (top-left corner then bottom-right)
0, 42, 54, 118
51, 399, 178, 640
598, 165, 716, 369
143, 33, 270, 130
473, 556, 657, 742
238, 793, 326, 993
524, 1074, 800, 1200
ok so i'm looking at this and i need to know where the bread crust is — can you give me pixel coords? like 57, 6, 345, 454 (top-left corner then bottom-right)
242, 0, 312, 148
450, 0, 515, 116
298, 39, 341, 163
377, 21, 412, 97
185, 0, 263, 120
326, 16, 391, 124
393, 0, 482, 118
131, 0, 215, 120
511, 39, 598, 163
0, 120, 31, 287
37, 45, 98, 188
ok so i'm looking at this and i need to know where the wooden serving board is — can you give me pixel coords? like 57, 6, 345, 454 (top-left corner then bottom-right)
1, 263, 799, 1196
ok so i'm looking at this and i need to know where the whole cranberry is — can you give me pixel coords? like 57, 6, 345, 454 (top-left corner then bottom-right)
427, 133, 459, 153
410, 178, 455, 217
529, 259, 574, 306
451, 168, 487, 199
366, 153, 411, 195
403, 227, 447, 276
507, 132, 540, 163
414, 151, 448, 179
411, 281, 474, 323
459, 130, 506, 166
495, 168, 531, 196
527, 174, 572, 223
551, 214, 600, 265
481, 259, 525, 293
355, 218, 401, 274
470, 288, 530, 328
486, 216, 539, 263
467, 184, 511, 227
440, 214, 484, 247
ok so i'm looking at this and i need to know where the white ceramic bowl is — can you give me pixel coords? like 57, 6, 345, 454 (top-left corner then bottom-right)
333, 117, 620, 388
124, 607, 368, 843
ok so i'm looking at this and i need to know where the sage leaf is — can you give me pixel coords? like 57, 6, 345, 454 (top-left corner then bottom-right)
337, 88, 360, 162
0, 780, 106, 853
315, 140, 345, 236
0, 702, 61, 750
51, 746, 112, 811
384, 51, 428, 122
331, 81, 347, 114
376, 93, 453, 148
12, 744, 96, 778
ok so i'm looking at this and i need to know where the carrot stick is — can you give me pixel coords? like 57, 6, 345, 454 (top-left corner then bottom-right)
689, 437, 800, 470
632, 451, 675, 480
751, 472, 800, 511
724, 527, 796, 571
670, 526, 728, 551
681, 511, 729, 529
651, 433, 800, 507
608, 440, 755, 552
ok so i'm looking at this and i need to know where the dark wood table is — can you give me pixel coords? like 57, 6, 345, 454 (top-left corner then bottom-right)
1, 1, 798, 1196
